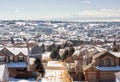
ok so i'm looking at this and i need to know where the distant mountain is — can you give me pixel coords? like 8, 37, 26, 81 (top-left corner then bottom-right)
56, 15, 120, 21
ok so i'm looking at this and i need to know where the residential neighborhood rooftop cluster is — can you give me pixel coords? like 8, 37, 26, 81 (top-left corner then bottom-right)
0, 20, 120, 82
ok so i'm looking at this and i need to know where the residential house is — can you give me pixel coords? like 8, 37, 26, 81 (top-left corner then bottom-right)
72, 46, 99, 72
0, 47, 29, 77
84, 50, 120, 82
71, 46, 99, 81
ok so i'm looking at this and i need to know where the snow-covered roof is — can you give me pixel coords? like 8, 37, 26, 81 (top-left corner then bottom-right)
59, 49, 66, 56
7, 62, 27, 68
0, 64, 6, 81
39, 41, 54, 46
96, 66, 120, 71
80, 47, 87, 52
73, 50, 80, 56
47, 61, 63, 67
42, 52, 51, 59
6, 47, 28, 56
55, 41, 63, 45
0, 47, 4, 51
95, 47, 106, 52
109, 51, 120, 58
88, 47, 96, 52
74, 46, 81, 50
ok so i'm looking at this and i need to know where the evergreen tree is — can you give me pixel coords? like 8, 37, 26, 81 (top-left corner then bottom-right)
10, 37, 15, 44
69, 47, 75, 56
56, 54, 61, 60
56, 45, 61, 51
62, 41, 67, 48
41, 44, 45, 52
34, 58, 45, 77
50, 48, 59, 60
113, 40, 118, 52
61, 49, 69, 60
47, 43, 55, 51
23, 37, 27, 42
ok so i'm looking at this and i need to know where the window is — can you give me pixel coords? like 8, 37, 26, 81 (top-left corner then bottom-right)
103, 60, 108, 66
101, 59, 114, 66
0, 56, 5, 62
109, 59, 114, 66
19, 56, 24, 62
101, 60, 104, 66
10, 56, 13, 62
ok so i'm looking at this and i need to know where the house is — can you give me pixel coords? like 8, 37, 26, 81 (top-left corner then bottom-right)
0, 47, 29, 77
70, 46, 99, 81
83, 50, 120, 82
72, 46, 101, 71
6, 47, 28, 62
0, 64, 9, 82
0, 47, 28, 63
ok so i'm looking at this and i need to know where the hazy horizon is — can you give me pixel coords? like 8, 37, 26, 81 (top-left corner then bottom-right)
0, 0, 120, 20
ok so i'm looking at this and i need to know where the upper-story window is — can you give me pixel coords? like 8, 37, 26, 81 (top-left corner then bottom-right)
10, 56, 13, 62
0, 56, 5, 62
18, 56, 24, 62
101, 58, 114, 66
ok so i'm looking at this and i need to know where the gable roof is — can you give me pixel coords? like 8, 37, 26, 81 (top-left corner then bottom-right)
83, 59, 96, 71
84, 49, 120, 71
109, 51, 120, 58
31, 44, 42, 55
6, 47, 28, 56
1, 48, 14, 57
16, 52, 26, 56
93, 50, 120, 59
92, 50, 107, 59
73, 49, 81, 56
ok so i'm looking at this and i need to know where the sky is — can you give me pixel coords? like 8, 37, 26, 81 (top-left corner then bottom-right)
0, 0, 120, 20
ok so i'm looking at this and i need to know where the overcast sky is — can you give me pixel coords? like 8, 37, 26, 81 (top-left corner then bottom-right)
0, 0, 120, 20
